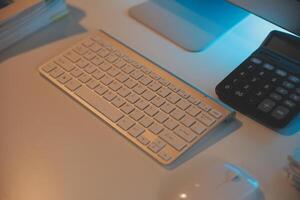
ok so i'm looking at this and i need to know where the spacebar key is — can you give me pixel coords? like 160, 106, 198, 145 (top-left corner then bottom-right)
75, 86, 124, 122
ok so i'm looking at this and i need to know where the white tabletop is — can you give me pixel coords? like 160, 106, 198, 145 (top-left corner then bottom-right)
0, 0, 299, 200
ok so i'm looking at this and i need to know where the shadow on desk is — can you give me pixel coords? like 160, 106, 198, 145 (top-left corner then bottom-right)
0, 5, 86, 62
166, 119, 242, 170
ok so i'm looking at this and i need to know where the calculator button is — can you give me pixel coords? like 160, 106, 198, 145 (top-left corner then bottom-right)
263, 63, 275, 71
269, 93, 282, 101
250, 57, 262, 65
270, 77, 280, 84
283, 100, 296, 108
288, 75, 300, 84
296, 88, 300, 95
290, 94, 300, 103
275, 69, 287, 77
234, 90, 246, 98
271, 106, 289, 120
257, 99, 276, 113
276, 87, 288, 95
282, 81, 295, 89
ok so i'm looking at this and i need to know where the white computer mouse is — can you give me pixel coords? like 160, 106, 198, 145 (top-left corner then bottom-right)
166, 161, 264, 200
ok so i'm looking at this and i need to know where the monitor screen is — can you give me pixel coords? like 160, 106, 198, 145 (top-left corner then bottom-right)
227, 0, 300, 36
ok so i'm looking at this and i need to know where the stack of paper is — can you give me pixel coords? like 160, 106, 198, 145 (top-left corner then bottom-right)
0, 0, 68, 52
287, 148, 300, 190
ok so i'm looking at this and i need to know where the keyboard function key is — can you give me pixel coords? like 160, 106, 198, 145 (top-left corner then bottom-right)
209, 109, 223, 119
196, 112, 216, 126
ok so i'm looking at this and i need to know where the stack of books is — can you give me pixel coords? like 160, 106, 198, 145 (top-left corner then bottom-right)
0, 0, 68, 52
287, 148, 300, 190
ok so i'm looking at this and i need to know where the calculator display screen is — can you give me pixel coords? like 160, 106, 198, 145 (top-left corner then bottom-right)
265, 35, 300, 63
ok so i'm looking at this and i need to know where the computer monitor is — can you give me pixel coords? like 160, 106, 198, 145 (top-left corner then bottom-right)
129, 0, 300, 52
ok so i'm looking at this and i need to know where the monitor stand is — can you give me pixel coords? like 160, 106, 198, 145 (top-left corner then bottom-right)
129, 0, 248, 52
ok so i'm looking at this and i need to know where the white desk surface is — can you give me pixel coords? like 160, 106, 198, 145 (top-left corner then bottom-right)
0, 0, 299, 199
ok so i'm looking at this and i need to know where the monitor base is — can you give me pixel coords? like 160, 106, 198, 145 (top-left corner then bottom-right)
129, 0, 248, 52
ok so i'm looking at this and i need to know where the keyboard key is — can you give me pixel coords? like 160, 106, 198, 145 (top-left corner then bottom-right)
84, 64, 97, 74
250, 57, 262, 64
176, 99, 191, 110
111, 96, 126, 108
142, 90, 156, 101
160, 130, 186, 151
75, 86, 124, 123
145, 105, 159, 117
100, 75, 113, 85
73, 45, 88, 55
137, 134, 151, 145
86, 79, 99, 89
174, 126, 196, 143
139, 76, 153, 85
283, 100, 296, 108
161, 102, 176, 114
107, 67, 120, 77
196, 112, 215, 126
154, 111, 169, 123
262, 63, 274, 70
84, 51, 96, 60
65, 79, 81, 91
269, 93, 282, 101
177, 90, 190, 99
257, 99, 276, 113
276, 87, 288, 95
170, 109, 185, 120
282, 81, 295, 89
64, 51, 80, 62
180, 115, 196, 127
186, 105, 201, 117
89, 42, 102, 52
290, 94, 300, 102
191, 122, 206, 135
50, 67, 64, 78
92, 70, 105, 80
122, 64, 135, 74
130, 70, 144, 80
151, 96, 165, 107
99, 62, 112, 71
103, 91, 117, 101
148, 81, 162, 91
130, 109, 144, 121
271, 106, 289, 120
116, 73, 129, 83
109, 81, 122, 91
117, 87, 131, 97
55, 57, 75, 72
133, 84, 147, 95
76, 59, 89, 68
209, 109, 223, 119
106, 54, 119, 63
139, 116, 154, 128
94, 85, 108, 95
71, 68, 83, 77
149, 123, 164, 134
288, 75, 300, 84
98, 48, 110, 57
42, 63, 58, 72
91, 56, 104, 66
124, 78, 137, 88
275, 69, 287, 77
126, 93, 140, 104
114, 59, 127, 68
158, 149, 173, 161
121, 103, 135, 114
148, 139, 166, 153
166, 93, 181, 104
157, 87, 172, 97
117, 117, 135, 131
164, 118, 178, 130
128, 124, 145, 137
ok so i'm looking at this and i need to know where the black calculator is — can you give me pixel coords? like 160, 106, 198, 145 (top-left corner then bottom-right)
216, 31, 300, 128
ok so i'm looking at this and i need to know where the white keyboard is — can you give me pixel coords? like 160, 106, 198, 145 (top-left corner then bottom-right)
39, 30, 235, 165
